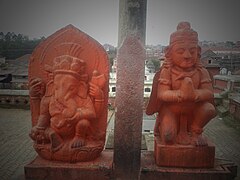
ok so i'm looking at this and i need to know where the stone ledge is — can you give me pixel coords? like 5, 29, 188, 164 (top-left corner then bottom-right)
217, 105, 229, 117
141, 151, 237, 180
25, 150, 113, 180
0, 89, 29, 96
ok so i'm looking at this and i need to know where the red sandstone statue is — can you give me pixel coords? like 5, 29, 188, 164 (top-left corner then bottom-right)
146, 22, 216, 146
28, 25, 109, 162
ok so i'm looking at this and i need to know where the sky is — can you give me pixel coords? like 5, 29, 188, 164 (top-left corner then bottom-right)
1, 0, 240, 46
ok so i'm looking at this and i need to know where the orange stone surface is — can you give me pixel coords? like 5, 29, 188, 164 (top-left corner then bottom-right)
154, 137, 215, 168
28, 25, 109, 162
141, 151, 237, 180
25, 150, 113, 180
146, 22, 217, 167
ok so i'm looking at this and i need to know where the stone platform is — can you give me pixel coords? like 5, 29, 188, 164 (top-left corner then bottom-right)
141, 151, 237, 180
24, 150, 113, 180
154, 137, 215, 168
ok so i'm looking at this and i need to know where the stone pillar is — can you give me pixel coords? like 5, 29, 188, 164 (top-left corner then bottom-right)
118, 0, 147, 47
114, 36, 145, 179
114, 1, 146, 179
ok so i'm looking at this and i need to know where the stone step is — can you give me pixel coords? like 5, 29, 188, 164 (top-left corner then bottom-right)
222, 99, 230, 108
214, 93, 223, 106
216, 105, 229, 117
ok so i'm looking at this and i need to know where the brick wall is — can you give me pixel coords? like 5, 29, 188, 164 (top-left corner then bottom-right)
214, 79, 229, 93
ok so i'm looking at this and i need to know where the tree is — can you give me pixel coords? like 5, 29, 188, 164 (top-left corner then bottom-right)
0, 32, 44, 59
151, 59, 160, 71
0, 32, 4, 40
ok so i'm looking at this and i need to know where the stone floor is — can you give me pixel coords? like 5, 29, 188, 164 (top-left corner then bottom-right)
0, 108, 36, 180
0, 108, 240, 179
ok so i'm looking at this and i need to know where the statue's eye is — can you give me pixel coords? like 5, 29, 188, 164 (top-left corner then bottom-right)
190, 48, 197, 54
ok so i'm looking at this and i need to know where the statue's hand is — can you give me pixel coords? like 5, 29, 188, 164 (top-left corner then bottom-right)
29, 78, 44, 98
89, 82, 103, 99
175, 90, 183, 103
29, 126, 46, 142
67, 109, 83, 122
180, 77, 196, 101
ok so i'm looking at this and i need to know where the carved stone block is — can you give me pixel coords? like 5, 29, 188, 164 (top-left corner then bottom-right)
154, 136, 215, 168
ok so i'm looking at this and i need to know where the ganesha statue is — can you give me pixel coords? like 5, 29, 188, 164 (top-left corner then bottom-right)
28, 25, 109, 162
146, 22, 216, 167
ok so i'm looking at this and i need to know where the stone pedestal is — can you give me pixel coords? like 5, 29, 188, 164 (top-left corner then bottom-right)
24, 150, 113, 180
154, 137, 215, 168
141, 151, 237, 180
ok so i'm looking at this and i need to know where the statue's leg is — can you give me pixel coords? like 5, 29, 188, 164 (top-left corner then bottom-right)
191, 102, 216, 146
191, 102, 216, 134
176, 113, 191, 145
71, 119, 90, 148
159, 108, 178, 144
29, 96, 51, 142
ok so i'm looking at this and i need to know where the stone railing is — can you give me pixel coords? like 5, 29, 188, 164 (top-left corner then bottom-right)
0, 82, 28, 90
0, 89, 30, 108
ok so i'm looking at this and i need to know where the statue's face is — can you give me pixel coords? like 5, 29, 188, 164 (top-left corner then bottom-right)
171, 42, 198, 69
54, 74, 79, 102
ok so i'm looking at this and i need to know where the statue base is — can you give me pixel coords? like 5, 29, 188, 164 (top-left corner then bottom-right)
154, 136, 215, 168
34, 140, 104, 163
141, 151, 237, 180
24, 150, 113, 180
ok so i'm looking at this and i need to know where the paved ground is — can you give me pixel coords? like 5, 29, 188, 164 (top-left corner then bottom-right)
0, 108, 240, 179
0, 108, 36, 180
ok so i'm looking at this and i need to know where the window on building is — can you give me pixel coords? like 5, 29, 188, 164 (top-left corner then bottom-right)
208, 60, 212, 64
112, 87, 116, 92
145, 87, 151, 92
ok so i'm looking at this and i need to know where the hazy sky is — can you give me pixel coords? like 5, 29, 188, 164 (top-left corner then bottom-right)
1, 0, 240, 46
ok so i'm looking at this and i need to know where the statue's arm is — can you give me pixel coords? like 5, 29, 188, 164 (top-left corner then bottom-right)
93, 98, 104, 118
195, 69, 214, 102
77, 96, 96, 119
157, 69, 182, 102
35, 96, 51, 128
89, 82, 104, 118
30, 98, 41, 126
158, 84, 182, 102
29, 78, 44, 126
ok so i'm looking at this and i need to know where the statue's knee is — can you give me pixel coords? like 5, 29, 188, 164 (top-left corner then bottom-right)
160, 126, 177, 143
197, 103, 216, 119
160, 115, 177, 143
204, 103, 216, 118
162, 131, 176, 143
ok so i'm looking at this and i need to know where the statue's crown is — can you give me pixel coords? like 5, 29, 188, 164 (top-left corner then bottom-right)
170, 22, 198, 45
53, 43, 88, 81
